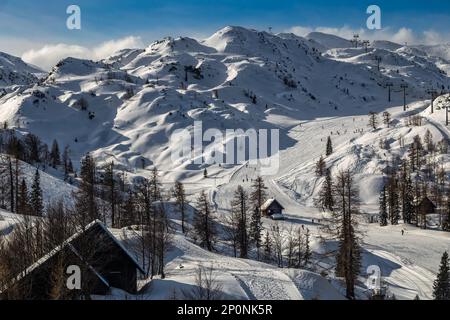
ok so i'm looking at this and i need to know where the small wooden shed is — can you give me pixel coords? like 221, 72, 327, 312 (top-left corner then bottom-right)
260, 199, 285, 217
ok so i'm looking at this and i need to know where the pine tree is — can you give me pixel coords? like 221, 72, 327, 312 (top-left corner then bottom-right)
16, 178, 30, 215
424, 129, 435, 153
296, 227, 304, 268
368, 112, 379, 130
433, 251, 450, 300
324, 170, 362, 299
379, 185, 388, 226
173, 181, 187, 234
250, 177, 268, 212
102, 161, 118, 227
315, 156, 326, 177
303, 228, 311, 267
120, 189, 136, 227
387, 175, 400, 225
149, 167, 162, 202
193, 191, 216, 251
62, 145, 73, 180
50, 140, 61, 168
326, 137, 333, 156
250, 208, 263, 260
403, 174, 415, 224
30, 169, 44, 217
315, 168, 334, 212
249, 177, 267, 259
444, 189, 450, 231
231, 186, 249, 258
74, 153, 98, 226
383, 111, 391, 128
263, 230, 272, 261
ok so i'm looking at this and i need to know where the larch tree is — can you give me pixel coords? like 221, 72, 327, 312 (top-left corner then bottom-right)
74, 153, 98, 226
193, 191, 216, 252
174, 181, 187, 234
323, 170, 362, 300
231, 186, 249, 258
315, 168, 334, 212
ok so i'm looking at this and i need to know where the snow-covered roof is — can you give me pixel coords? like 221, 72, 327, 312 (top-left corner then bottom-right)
0, 220, 144, 294
260, 198, 285, 211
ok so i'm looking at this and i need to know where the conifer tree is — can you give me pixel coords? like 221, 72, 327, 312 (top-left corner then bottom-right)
17, 178, 30, 215
231, 186, 249, 258
102, 161, 119, 227
315, 156, 326, 177
303, 228, 311, 267
50, 140, 61, 168
326, 137, 333, 156
30, 169, 44, 217
62, 145, 73, 180
433, 251, 450, 300
323, 170, 362, 299
173, 181, 187, 234
315, 168, 334, 212
368, 112, 379, 130
74, 153, 98, 225
403, 175, 415, 224
249, 177, 267, 259
193, 191, 216, 251
379, 185, 388, 226
383, 111, 391, 128
387, 175, 400, 225
263, 230, 272, 261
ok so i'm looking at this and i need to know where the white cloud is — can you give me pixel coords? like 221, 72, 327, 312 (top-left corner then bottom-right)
21, 36, 143, 71
285, 25, 450, 46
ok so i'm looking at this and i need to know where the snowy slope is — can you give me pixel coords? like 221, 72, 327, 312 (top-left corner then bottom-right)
0, 52, 43, 88
0, 26, 450, 299
306, 32, 353, 49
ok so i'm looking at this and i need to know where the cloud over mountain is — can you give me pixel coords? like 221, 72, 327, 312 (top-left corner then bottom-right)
21, 36, 143, 70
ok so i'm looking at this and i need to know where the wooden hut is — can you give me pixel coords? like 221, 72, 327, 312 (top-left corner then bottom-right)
260, 199, 285, 219
1, 220, 145, 300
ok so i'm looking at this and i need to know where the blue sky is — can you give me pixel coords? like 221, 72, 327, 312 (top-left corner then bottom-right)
1, 0, 449, 69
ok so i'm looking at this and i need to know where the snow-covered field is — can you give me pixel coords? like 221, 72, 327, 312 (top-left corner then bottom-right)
1, 26, 450, 300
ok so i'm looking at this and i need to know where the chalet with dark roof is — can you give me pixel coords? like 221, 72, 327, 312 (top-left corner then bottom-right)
1, 220, 145, 300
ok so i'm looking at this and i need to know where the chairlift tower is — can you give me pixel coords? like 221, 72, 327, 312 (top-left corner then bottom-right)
373, 55, 382, 71
362, 40, 370, 53
386, 82, 394, 102
352, 34, 360, 48
426, 89, 438, 114
400, 83, 409, 111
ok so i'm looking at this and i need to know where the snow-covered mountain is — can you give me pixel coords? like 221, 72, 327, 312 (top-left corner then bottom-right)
0, 52, 43, 88
1, 26, 450, 300
1, 26, 448, 175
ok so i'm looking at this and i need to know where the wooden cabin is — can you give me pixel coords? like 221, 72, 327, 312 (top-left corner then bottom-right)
417, 196, 437, 229
1, 220, 145, 300
260, 199, 285, 218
